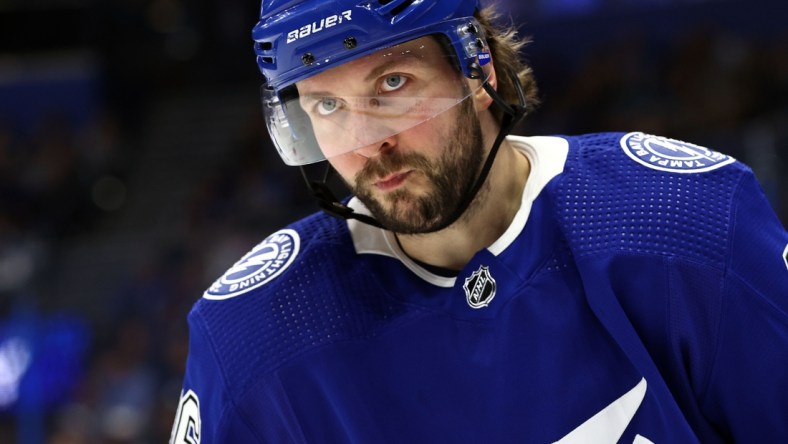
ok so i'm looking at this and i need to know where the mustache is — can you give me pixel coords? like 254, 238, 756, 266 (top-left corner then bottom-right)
354, 151, 433, 184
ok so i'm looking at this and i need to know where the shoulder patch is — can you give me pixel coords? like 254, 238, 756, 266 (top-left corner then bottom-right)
620, 132, 735, 173
204, 229, 300, 300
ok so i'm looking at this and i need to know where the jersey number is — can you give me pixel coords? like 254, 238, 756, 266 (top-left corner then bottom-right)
783, 243, 788, 271
170, 390, 201, 444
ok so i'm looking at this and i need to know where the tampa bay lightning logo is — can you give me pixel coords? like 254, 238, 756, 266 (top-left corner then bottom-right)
204, 229, 300, 300
621, 132, 735, 173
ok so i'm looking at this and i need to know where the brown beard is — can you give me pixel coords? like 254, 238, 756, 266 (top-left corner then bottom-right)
350, 98, 485, 234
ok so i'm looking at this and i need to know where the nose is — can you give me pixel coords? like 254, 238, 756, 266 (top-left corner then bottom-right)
352, 134, 397, 159
344, 98, 399, 158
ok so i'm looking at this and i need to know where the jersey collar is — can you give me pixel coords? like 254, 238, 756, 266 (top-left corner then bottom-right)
346, 135, 570, 287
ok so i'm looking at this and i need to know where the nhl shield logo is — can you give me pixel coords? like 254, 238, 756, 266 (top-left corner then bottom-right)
463, 265, 497, 309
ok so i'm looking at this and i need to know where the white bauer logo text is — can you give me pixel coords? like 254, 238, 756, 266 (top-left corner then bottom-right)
287, 10, 352, 44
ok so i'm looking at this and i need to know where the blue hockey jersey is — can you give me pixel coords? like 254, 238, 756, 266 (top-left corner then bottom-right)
171, 132, 788, 443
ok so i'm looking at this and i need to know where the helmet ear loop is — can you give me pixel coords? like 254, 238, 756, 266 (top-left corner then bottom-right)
471, 68, 496, 111
469, 62, 527, 120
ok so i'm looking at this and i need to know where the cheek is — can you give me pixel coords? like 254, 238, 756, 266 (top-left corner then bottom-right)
327, 154, 364, 187
325, 111, 458, 185
406, 112, 452, 154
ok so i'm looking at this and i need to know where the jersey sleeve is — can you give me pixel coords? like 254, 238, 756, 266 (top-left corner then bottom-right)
700, 169, 788, 440
170, 309, 260, 444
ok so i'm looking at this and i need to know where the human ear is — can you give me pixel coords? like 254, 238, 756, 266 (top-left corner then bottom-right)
473, 63, 497, 111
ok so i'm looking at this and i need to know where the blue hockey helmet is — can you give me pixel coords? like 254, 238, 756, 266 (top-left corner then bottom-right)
252, 0, 492, 166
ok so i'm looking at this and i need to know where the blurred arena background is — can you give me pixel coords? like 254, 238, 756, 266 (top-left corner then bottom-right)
0, 0, 785, 442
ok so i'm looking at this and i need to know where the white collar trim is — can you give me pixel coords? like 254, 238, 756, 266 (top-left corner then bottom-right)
346, 135, 569, 287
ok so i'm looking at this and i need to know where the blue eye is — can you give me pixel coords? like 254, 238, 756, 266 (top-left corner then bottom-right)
381, 74, 407, 92
317, 97, 338, 115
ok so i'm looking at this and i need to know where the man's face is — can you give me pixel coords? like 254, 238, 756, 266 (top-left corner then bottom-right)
297, 37, 486, 233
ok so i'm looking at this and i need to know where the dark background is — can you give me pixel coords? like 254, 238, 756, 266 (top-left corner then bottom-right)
0, 0, 785, 442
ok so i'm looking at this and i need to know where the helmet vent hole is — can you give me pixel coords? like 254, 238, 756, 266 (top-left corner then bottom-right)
261, 57, 274, 64
260, 41, 273, 51
376, 0, 416, 17
390, 0, 415, 16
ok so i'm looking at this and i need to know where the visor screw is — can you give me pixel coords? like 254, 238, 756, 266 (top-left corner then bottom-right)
301, 53, 315, 66
343, 36, 357, 49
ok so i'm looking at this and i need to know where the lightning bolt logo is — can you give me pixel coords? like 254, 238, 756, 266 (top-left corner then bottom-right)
649, 139, 716, 162
226, 246, 279, 276
203, 229, 301, 300
621, 132, 735, 173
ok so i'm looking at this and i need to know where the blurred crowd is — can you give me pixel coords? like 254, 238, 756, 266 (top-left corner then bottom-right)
0, 0, 786, 442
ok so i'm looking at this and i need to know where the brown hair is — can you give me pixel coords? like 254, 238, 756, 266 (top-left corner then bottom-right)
476, 6, 539, 123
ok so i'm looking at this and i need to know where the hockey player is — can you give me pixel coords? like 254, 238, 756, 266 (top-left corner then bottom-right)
171, 0, 788, 442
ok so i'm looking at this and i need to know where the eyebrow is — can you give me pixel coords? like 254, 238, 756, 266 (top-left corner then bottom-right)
363, 53, 424, 82
300, 53, 425, 101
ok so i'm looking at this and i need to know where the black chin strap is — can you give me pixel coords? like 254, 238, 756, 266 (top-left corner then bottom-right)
300, 166, 385, 228
300, 67, 528, 231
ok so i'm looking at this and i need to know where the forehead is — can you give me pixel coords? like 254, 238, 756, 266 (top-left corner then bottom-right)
297, 36, 451, 91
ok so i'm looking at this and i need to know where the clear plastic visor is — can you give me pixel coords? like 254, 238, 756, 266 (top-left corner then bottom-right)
262, 36, 491, 166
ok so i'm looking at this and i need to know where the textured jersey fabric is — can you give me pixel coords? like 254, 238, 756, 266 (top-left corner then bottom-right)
171, 132, 788, 443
